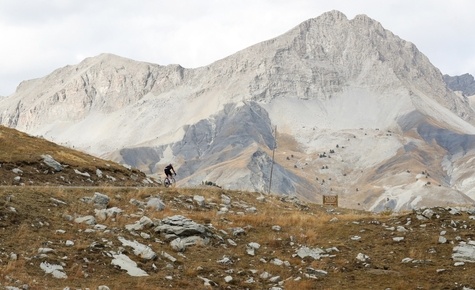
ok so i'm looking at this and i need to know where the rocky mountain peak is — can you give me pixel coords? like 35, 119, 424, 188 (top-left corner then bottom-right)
444, 73, 475, 96
314, 9, 348, 23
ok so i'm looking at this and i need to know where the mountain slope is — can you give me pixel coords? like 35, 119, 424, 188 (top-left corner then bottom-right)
0, 125, 155, 186
1, 11, 475, 211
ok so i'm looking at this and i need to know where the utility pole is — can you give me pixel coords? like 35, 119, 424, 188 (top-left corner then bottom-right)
268, 125, 277, 194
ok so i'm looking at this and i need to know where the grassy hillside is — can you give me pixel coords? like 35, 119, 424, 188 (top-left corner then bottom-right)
0, 125, 153, 186
1, 186, 475, 289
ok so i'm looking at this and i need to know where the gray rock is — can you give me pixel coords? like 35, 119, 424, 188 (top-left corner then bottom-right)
232, 227, 246, 236
118, 237, 156, 260
40, 262, 67, 279
74, 215, 96, 225
221, 194, 231, 205
170, 236, 207, 252
146, 197, 165, 211
453, 242, 475, 262
356, 253, 370, 262
245, 206, 257, 213
306, 267, 328, 277
396, 226, 408, 232
125, 216, 154, 231
256, 196, 266, 202
74, 169, 90, 177
193, 195, 205, 207
95, 207, 122, 221
109, 252, 149, 276
227, 239, 237, 246
448, 207, 461, 215
198, 276, 218, 287
421, 208, 435, 219
154, 215, 209, 237
248, 242, 260, 249
41, 154, 63, 171
130, 198, 146, 208
161, 251, 177, 262
260, 271, 271, 279
351, 235, 361, 241
272, 225, 281, 231
217, 256, 233, 265
92, 192, 110, 207
9, 252, 17, 261
296, 246, 326, 260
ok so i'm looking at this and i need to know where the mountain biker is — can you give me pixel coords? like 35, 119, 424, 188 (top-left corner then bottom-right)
164, 164, 176, 180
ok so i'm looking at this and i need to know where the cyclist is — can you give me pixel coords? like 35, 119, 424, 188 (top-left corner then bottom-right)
164, 164, 176, 180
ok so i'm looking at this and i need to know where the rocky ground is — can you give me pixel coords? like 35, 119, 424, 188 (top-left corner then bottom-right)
1, 186, 475, 290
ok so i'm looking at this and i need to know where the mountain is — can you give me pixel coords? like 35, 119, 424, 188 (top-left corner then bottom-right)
444, 73, 475, 96
1, 10, 475, 211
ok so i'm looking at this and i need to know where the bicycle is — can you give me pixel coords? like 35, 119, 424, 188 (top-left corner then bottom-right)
164, 175, 176, 188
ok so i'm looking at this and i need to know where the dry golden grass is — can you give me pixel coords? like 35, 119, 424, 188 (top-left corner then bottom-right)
1, 186, 474, 289
0, 125, 151, 188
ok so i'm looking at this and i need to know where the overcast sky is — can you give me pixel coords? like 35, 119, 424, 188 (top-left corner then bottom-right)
1, 0, 474, 96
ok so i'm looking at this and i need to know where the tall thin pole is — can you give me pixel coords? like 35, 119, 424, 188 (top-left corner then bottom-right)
268, 125, 276, 194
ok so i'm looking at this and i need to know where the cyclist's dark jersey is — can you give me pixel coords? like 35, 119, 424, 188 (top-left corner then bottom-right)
164, 164, 175, 176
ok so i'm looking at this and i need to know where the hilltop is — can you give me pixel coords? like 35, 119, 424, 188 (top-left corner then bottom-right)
0, 125, 155, 187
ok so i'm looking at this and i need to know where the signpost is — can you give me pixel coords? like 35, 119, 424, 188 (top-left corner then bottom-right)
323, 195, 338, 207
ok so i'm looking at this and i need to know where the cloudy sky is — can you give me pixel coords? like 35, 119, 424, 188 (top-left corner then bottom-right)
1, 0, 474, 96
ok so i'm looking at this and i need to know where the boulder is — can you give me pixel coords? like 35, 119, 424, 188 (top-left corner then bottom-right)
453, 242, 475, 262
41, 154, 63, 171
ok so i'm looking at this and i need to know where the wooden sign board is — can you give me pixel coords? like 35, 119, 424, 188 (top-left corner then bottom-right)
323, 195, 338, 207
